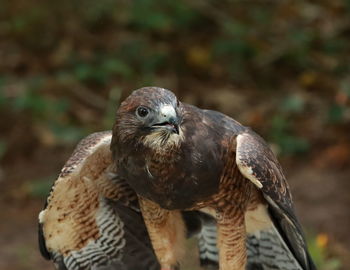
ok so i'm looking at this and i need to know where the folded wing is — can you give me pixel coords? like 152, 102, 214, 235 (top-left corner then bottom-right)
236, 131, 316, 270
38, 131, 160, 270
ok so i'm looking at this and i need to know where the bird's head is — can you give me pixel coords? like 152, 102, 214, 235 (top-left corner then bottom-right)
112, 87, 184, 152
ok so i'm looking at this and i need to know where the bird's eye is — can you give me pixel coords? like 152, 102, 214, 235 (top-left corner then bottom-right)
136, 106, 149, 118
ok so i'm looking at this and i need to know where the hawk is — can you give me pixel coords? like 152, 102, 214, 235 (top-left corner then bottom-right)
38, 131, 219, 270
111, 87, 316, 270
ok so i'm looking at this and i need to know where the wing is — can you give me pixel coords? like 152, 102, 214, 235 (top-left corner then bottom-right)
38, 131, 160, 270
235, 130, 316, 270
196, 212, 219, 269
185, 209, 304, 270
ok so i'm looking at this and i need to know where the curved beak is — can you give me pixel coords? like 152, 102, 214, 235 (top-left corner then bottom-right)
151, 105, 180, 135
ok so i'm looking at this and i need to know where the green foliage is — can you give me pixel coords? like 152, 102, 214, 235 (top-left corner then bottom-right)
0, 77, 86, 144
116, 39, 168, 78
129, 0, 200, 32
74, 0, 118, 26
307, 233, 342, 270
281, 95, 305, 113
71, 56, 133, 85
328, 104, 346, 124
0, 78, 6, 107
103, 86, 122, 129
47, 122, 86, 144
1, 0, 349, 153
328, 81, 350, 124
0, 140, 7, 160
23, 178, 54, 198
268, 95, 309, 156
270, 114, 309, 156
11, 79, 50, 117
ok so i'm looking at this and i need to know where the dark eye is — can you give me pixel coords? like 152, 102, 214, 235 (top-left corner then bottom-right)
136, 106, 149, 118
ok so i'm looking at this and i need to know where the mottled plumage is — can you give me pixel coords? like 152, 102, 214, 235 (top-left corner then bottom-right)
38, 126, 312, 270
112, 87, 316, 270
38, 131, 220, 270
38, 131, 160, 270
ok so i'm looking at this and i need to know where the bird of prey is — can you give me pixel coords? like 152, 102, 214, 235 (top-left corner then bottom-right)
111, 87, 316, 270
38, 131, 219, 270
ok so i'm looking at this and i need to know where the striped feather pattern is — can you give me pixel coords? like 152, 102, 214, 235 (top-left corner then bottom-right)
197, 218, 219, 265
195, 211, 304, 270
60, 198, 125, 270
247, 227, 303, 270
38, 132, 160, 270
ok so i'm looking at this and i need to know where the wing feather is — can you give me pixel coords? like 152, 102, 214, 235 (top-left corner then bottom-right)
38, 131, 160, 270
236, 131, 316, 270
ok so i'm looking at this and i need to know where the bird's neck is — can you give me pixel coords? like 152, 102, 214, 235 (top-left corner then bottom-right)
141, 127, 185, 161
144, 142, 182, 164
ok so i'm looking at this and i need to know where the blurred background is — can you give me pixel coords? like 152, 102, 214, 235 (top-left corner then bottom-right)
0, 0, 349, 269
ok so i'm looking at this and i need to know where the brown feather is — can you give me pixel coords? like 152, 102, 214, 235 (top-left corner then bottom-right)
112, 87, 315, 270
